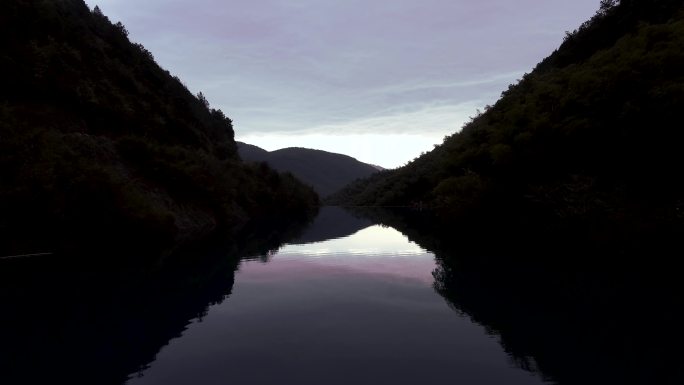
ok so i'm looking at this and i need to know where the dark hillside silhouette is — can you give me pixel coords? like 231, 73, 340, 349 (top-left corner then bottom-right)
0, 0, 318, 256
238, 142, 380, 197
237, 142, 271, 161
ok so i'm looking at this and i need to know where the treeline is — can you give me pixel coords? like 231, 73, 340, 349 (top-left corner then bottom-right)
329, 0, 684, 237
0, 0, 318, 256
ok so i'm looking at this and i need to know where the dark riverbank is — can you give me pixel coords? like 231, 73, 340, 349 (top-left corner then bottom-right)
348, 206, 684, 385
0, 213, 313, 385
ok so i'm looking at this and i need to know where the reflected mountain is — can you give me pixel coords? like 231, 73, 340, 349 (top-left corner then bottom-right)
124, 215, 547, 385
352, 207, 684, 385
0, 219, 310, 385
288, 206, 373, 245
433, 260, 683, 385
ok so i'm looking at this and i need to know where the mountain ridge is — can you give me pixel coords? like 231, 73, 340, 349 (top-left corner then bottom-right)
237, 142, 381, 197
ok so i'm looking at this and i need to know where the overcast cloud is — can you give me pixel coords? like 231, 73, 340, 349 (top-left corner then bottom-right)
84, 0, 599, 168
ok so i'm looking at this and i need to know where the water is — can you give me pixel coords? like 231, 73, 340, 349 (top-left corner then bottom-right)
124, 213, 547, 385
2, 207, 680, 384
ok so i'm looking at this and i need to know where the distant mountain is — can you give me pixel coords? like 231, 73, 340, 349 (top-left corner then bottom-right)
238, 142, 271, 162
237, 142, 381, 197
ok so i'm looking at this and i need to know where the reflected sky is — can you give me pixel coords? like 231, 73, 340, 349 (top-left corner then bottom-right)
126, 224, 548, 385
281, 225, 425, 255
276, 225, 435, 283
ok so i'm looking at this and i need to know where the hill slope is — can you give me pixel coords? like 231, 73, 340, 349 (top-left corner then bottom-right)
331, 0, 684, 234
237, 142, 380, 197
0, 0, 317, 255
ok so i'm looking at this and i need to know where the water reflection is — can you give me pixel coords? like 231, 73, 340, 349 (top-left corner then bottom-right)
288, 206, 374, 245
278, 226, 435, 284
125, 213, 548, 385
0, 217, 311, 385
7, 206, 670, 385
356, 207, 684, 385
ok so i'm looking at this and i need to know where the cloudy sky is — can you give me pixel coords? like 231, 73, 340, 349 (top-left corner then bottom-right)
84, 0, 599, 168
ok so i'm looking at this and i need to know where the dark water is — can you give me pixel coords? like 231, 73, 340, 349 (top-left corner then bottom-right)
125, 221, 545, 385
1, 207, 681, 384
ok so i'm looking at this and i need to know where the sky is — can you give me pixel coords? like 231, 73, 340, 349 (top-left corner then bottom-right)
84, 0, 600, 168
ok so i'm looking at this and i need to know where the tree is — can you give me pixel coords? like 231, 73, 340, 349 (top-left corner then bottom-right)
599, 0, 620, 14
197, 92, 210, 108
115, 21, 129, 38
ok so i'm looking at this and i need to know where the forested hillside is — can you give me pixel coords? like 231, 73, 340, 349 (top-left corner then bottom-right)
238, 142, 380, 197
0, 0, 318, 256
330, 0, 684, 235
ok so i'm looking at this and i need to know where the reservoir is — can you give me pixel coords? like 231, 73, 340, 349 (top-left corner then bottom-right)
125, 208, 547, 384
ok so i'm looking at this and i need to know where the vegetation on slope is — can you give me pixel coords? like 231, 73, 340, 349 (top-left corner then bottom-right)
330, 0, 684, 234
0, 0, 318, 255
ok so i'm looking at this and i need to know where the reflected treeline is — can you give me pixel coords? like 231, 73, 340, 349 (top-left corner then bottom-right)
0, 216, 313, 385
350, 207, 684, 385
288, 206, 374, 245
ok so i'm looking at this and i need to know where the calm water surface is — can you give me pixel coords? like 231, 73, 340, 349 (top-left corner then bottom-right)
3, 207, 679, 384
125, 218, 548, 384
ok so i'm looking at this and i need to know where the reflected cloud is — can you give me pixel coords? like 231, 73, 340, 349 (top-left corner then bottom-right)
274, 225, 435, 283
280, 226, 426, 256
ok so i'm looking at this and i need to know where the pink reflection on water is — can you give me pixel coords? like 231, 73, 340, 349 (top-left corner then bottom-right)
240, 225, 437, 285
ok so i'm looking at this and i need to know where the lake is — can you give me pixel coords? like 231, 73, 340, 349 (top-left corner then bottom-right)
126, 215, 547, 385
1, 207, 680, 385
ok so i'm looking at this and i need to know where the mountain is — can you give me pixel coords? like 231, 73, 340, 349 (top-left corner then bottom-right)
237, 142, 381, 197
0, 0, 318, 256
237, 142, 271, 162
330, 0, 684, 236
